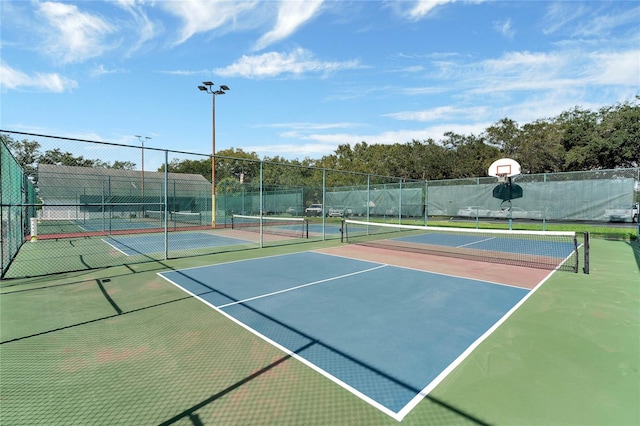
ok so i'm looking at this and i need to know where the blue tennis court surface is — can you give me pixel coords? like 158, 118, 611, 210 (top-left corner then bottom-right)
308, 223, 342, 234
395, 233, 577, 257
103, 232, 251, 256
75, 219, 162, 232
159, 251, 531, 419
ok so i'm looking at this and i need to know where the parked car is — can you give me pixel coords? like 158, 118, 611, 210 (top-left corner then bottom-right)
456, 206, 491, 218
491, 207, 531, 220
328, 206, 353, 217
605, 204, 638, 222
304, 204, 324, 216
285, 206, 301, 215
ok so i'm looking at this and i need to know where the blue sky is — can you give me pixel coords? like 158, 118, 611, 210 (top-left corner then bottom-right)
1, 0, 638, 163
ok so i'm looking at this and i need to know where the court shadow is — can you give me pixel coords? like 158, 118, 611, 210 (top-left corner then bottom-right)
157, 270, 490, 424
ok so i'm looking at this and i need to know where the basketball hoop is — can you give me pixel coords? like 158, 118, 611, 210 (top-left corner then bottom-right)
496, 173, 509, 183
490, 158, 523, 202
488, 158, 521, 181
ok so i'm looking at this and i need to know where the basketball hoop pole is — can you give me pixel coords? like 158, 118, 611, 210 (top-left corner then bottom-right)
489, 158, 523, 231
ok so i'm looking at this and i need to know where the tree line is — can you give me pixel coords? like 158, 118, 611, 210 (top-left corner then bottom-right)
1, 135, 136, 178
3, 98, 638, 186
315, 99, 639, 180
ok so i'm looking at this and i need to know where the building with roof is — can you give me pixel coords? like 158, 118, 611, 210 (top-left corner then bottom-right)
36, 164, 211, 221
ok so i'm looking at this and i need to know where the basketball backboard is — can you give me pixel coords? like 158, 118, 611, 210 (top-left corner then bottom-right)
488, 158, 521, 181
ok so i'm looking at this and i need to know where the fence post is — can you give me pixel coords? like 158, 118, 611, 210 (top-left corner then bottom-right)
164, 150, 169, 260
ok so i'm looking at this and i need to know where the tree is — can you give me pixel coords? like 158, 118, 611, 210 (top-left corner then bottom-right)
111, 161, 137, 170
216, 148, 260, 184
160, 158, 210, 177
516, 120, 565, 173
441, 132, 501, 178
1, 135, 41, 177
484, 118, 521, 155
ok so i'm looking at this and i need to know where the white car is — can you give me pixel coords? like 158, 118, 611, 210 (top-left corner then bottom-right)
606, 204, 639, 222
304, 204, 324, 216
328, 206, 353, 217
491, 207, 535, 220
456, 206, 491, 218
285, 206, 300, 215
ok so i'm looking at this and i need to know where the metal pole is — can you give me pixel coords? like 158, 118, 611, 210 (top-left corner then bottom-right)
259, 161, 263, 248
398, 179, 403, 224
211, 93, 216, 228
367, 174, 371, 222
322, 169, 326, 239
198, 82, 229, 228
142, 139, 144, 213
424, 180, 428, 226
164, 150, 169, 260
135, 135, 151, 218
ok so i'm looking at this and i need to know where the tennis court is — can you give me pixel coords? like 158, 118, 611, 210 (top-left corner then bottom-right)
159, 247, 551, 420
1, 234, 638, 424
2, 133, 638, 424
103, 232, 251, 256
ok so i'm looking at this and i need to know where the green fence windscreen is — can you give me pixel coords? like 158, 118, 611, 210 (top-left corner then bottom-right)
1, 140, 37, 277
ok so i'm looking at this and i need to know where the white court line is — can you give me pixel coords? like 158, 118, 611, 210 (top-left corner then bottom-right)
217, 264, 387, 309
157, 250, 562, 421
456, 236, 497, 248
158, 265, 403, 420
315, 249, 521, 289
100, 238, 130, 256
396, 266, 559, 420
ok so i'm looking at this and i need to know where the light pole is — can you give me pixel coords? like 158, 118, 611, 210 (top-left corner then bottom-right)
198, 81, 230, 228
135, 135, 151, 217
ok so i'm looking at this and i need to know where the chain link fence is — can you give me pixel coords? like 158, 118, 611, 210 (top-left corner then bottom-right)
1, 141, 37, 277
1, 130, 638, 279
425, 168, 638, 224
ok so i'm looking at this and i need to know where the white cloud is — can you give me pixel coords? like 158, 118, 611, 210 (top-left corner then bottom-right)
254, 0, 324, 50
0, 62, 78, 92
246, 122, 487, 158
215, 48, 360, 78
161, 0, 258, 45
159, 69, 212, 76
385, 106, 488, 122
573, 5, 640, 37
493, 18, 515, 39
90, 64, 128, 78
587, 50, 640, 86
37, 1, 116, 64
404, 0, 455, 20
401, 0, 486, 20
114, 0, 158, 55
465, 48, 640, 94
266, 122, 361, 131
541, 2, 589, 35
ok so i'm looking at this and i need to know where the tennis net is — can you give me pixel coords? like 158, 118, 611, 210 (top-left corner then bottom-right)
342, 219, 585, 273
231, 214, 308, 239
146, 210, 202, 226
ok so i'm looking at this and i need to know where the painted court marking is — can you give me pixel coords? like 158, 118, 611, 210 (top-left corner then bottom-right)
158, 251, 548, 420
